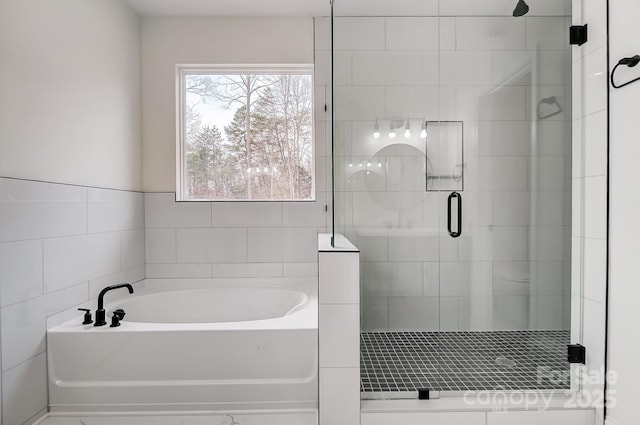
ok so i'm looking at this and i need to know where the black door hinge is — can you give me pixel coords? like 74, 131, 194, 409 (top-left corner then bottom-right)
570, 25, 588, 46
568, 344, 586, 364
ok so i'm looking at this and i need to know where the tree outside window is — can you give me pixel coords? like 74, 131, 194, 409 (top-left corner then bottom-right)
178, 67, 314, 201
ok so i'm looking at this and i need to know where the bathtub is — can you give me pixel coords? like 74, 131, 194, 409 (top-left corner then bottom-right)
47, 279, 318, 412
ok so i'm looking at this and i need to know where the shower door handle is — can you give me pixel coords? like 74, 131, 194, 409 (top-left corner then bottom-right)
447, 192, 462, 238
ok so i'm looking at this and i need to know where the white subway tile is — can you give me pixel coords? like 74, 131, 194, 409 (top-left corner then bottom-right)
144, 193, 211, 228
334, 18, 385, 50
386, 86, 440, 119
476, 85, 527, 121
388, 296, 439, 331
352, 192, 423, 228
530, 295, 565, 329
493, 226, 529, 261
121, 229, 145, 270
2, 353, 47, 425
457, 296, 494, 330
1, 296, 45, 371
537, 191, 565, 225
319, 304, 359, 367
333, 50, 352, 86
440, 51, 492, 86
88, 188, 144, 233
538, 156, 565, 190
145, 228, 176, 264
211, 202, 282, 227
213, 263, 282, 278
361, 297, 389, 331
352, 51, 423, 86
423, 262, 440, 296
44, 282, 88, 318
583, 297, 606, 367
526, 17, 569, 50
583, 238, 606, 303
334, 86, 386, 121
458, 226, 494, 261
439, 297, 459, 330
319, 252, 359, 304
492, 121, 530, 156
0, 178, 86, 242
283, 193, 327, 227
584, 176, 606, 240
492, 157, 529, 191
177, 228, 247, 263
440, 261, 493, 297
0, 240, 43, 307
344, 228, 388, 262
456, 17, 526, 50
493, 191, 530, 225
385, 17, 438, 50
582, 47, 607, 116
492, 51, 533, 86
584, 110, 607, 177
247, 228, 316, 263
146, 264, 213, 279
43, 232, 121, 293
534, 226, 565, 261
283, 262, 317, 278
88, 266, 145, 299
319, 367, 360, 425
422, 51, 440, 85
493, 295, 530, 329
361, 262, 422, 297
388, 234, 439, 261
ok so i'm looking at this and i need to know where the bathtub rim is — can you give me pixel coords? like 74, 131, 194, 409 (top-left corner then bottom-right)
49, 278, 318, 332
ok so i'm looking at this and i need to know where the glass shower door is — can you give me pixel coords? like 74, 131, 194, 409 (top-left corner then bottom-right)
330, 3, 573, 396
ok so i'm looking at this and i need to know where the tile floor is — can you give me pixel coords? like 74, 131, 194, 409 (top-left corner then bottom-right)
361, 330, 571, 392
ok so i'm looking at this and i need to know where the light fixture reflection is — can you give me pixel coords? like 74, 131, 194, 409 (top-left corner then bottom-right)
420, 121, 427, 139
373, 119, 380, 139
404, 120, 411, 138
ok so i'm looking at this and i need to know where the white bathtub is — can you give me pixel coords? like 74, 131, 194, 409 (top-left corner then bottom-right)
47, 279, 318, 412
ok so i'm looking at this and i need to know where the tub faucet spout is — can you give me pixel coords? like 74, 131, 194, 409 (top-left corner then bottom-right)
94, 283, 134, 327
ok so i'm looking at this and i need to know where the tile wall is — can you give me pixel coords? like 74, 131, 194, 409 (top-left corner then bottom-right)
0, 178, 145, 425
329, 15, 572, 332
144, 193, 328, 279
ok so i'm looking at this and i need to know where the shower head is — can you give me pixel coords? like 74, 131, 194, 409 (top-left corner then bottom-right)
513, 0, 529, 17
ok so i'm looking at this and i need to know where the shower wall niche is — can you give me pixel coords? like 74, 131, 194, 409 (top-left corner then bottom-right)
333, 14, 572, 333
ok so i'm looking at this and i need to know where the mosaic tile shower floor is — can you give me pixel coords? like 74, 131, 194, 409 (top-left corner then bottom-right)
360, 330, 571, 392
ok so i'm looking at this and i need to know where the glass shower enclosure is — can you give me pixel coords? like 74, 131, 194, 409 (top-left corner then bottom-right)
330, 0, 574, 396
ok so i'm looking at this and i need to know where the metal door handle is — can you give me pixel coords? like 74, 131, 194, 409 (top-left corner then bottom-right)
447, 192, 462, 238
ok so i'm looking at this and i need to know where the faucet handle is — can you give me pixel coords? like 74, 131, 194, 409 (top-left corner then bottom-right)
78, 308, 93, 325
110, 309, 126, 328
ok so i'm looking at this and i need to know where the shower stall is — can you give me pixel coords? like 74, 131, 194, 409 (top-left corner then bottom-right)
328, 0, 575, 396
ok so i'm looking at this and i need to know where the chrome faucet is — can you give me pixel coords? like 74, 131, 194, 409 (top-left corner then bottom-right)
94, 283, 134, 327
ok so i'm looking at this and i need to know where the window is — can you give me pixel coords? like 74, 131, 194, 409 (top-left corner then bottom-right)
176, 65, 315, 201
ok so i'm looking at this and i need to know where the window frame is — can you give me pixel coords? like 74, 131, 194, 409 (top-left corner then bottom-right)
175, 64, 316, 202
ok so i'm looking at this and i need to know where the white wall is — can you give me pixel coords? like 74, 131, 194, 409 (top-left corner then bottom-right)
141, 17, 315, 192
0, 0, 142, 191
608, 1, 640, 424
